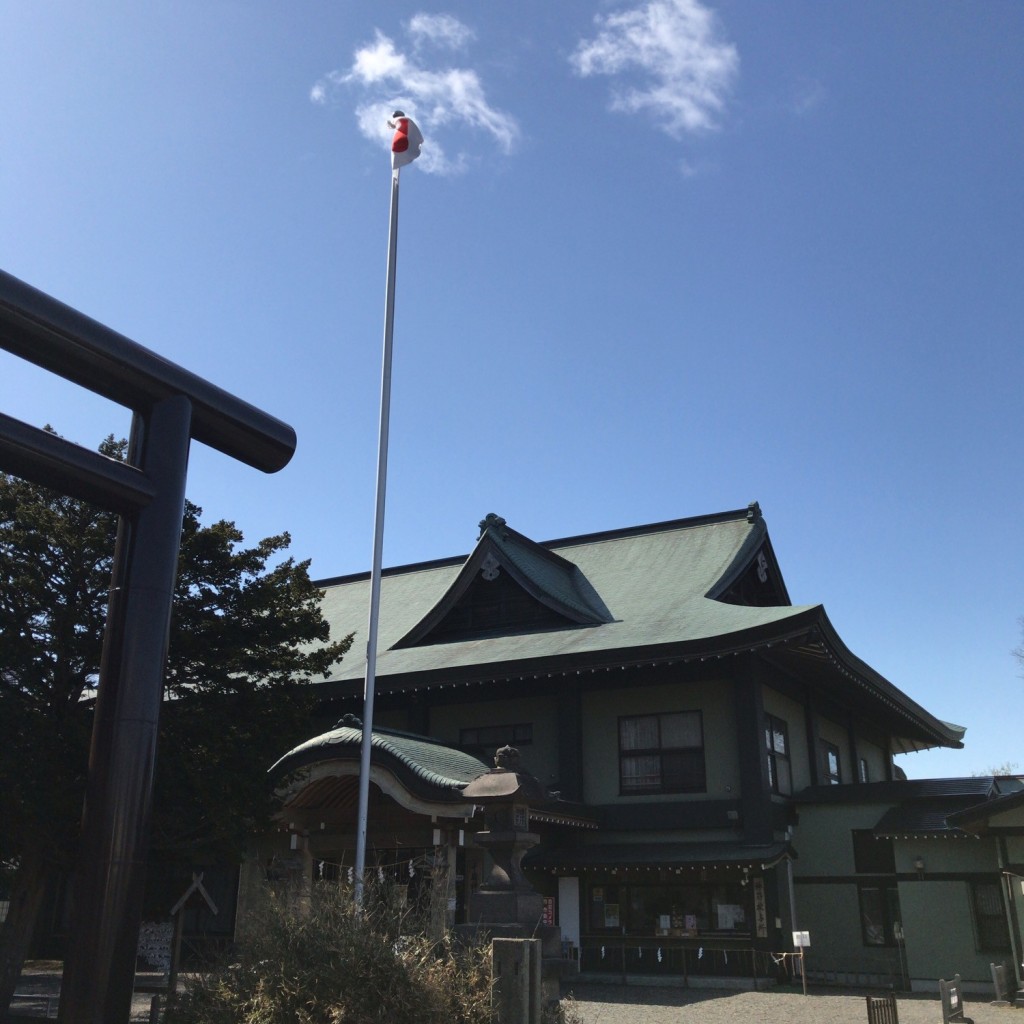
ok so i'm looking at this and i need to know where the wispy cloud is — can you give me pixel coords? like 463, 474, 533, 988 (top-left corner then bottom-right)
407, 13, 474, 50
311, 15, 517, 175
571, 0, 738, 138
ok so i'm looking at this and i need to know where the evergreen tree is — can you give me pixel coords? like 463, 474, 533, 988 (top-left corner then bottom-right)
0, 435, 350, 1005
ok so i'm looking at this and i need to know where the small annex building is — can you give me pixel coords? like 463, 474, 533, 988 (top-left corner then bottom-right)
795, 775, 1024, 992
261, 504, 1018, 990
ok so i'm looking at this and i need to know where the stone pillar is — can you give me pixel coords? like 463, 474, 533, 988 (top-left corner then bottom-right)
492, 937, 541, 1024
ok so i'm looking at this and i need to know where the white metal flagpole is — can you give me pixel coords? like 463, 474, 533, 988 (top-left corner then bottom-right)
354, 112, 422, 905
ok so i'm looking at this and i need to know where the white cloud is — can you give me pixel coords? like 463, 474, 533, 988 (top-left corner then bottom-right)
571, 0, 738, 138
407, 13, 475, 50
311, 17, 517, 176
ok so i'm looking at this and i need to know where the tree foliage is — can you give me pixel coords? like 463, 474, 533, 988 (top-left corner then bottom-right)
0, 434, 351, 995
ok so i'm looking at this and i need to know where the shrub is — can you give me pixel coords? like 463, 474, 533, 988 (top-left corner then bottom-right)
165, 880, 492, 1024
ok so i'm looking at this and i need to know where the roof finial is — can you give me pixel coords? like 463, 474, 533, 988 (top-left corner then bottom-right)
746, 501, 762, 523
478, 512, 508, 539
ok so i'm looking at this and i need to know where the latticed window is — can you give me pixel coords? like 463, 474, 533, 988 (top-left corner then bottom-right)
619, 712, 705, 794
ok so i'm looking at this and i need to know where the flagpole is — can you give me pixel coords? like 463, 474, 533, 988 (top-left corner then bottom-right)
354, 164, 401, 905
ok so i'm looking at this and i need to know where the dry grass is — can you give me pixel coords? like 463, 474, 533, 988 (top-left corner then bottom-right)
164, 881, 492, 1024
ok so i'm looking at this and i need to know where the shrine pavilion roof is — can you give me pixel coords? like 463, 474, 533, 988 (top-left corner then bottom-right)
309, 504, 963, 752
270, 716, 488, 792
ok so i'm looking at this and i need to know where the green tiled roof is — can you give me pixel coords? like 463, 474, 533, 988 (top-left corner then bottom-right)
315, 507, 808, 682
271, 721, 489, 791
481, 514, 614, 625
310, 506, 963, 751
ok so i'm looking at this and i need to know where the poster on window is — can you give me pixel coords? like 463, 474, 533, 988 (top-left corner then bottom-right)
716, 903, 745, 930
604, 904, 620, 928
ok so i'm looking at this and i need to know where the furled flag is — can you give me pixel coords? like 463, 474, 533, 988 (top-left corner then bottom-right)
389, 110, 423, 170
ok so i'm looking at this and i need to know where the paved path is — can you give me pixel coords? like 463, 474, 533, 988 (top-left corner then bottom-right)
565, 983, 1018, 1024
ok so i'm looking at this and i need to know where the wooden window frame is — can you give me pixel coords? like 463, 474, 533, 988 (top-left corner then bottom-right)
821, 740, 842, 785
618, 711, 706, 796
971, 880, 1011, 952
858, 884, 901, 947
764, 714, 792, 795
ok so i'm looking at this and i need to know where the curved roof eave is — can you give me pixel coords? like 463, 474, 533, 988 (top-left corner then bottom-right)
809, 610, 965, 750
270, 724, 489, 795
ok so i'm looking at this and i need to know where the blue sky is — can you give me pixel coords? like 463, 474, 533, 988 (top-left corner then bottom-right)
2, 1, 1021, 779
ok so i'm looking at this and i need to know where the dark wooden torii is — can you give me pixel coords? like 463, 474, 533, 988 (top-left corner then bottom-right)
0, 270, 297, 1024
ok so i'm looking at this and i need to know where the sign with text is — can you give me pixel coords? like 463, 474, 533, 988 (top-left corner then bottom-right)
753, 878, 768, 938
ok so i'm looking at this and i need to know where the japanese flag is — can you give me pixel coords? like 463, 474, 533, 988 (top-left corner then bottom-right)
389, 111, 423, 170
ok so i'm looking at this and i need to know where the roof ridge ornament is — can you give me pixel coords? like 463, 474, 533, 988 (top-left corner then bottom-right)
746, 501, 762, 523
478, 512, 508, 539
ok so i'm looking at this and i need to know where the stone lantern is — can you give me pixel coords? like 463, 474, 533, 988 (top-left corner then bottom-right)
460, 744, 546, 929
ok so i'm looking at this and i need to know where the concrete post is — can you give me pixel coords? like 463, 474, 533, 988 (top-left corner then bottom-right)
491, 937, 541, 1024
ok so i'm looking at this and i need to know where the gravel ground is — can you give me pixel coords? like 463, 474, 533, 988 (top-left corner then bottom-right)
564, 983, 1019, 1024
13, 965, 1020, 1023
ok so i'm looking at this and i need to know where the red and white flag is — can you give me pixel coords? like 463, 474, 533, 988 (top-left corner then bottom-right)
389, 111, 423, 170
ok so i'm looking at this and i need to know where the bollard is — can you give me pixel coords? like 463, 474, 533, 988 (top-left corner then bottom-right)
492, 937, 541, 1024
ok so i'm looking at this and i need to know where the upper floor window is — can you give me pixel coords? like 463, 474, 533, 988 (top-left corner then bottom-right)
858, 757, 869, 783
822, 740, 842, 784
619, 712, 705, 795
764, 714, 791, 795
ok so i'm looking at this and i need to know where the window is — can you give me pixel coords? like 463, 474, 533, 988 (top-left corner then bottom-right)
859, 885, 901, 946
972, 881, 1010, 951
852, 830, 895, 874
821, 741, 841, 784
764, 714, 791, 795
619, 712, 705, 794
460, 723, 532, 750
588, 880, 750, 935
858, 757, 869, 783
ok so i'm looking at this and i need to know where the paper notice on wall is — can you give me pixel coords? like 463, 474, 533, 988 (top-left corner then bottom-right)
716, 904, 745, 930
